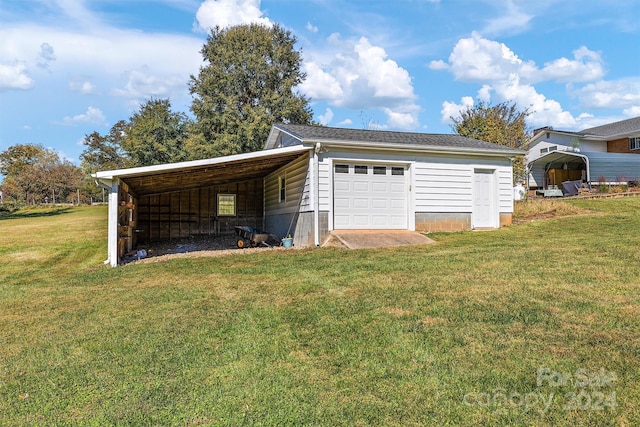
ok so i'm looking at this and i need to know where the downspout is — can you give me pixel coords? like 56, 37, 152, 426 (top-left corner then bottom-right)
314, 143, 321, 247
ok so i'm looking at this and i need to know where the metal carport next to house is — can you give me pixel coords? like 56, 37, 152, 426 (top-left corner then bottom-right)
93, 145, 311, 266
528, 151, 640, 189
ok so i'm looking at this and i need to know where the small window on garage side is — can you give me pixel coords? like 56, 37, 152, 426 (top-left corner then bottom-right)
217, 194, 236, 216
391, 167, 405, 176
373, 166, 386, 175
335, 164, 349, 173
279, 176, 286, 203
354, 165, 368, 174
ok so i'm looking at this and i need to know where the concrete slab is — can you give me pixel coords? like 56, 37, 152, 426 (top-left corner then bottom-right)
328, 230, 435, 249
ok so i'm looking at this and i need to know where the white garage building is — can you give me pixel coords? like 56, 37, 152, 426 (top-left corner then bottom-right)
95, 124, 524, 266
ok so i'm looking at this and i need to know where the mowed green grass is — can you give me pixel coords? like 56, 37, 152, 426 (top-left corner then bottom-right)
0, 200, 638, 426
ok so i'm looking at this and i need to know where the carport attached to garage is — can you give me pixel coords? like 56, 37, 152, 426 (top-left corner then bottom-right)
94, 145, 310, 266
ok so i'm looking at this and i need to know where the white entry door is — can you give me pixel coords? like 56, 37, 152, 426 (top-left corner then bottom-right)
473, 169, 497, 228
333, 163, 408, 229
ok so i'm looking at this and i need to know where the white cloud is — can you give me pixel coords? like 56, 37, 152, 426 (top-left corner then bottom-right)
0, 62, 33, 91
306, 22, 318, 33
440, 96, 474, 123
493, 74, 578, 128
0, 23, 202, 101
440, 75, 583, 129
446, 32, 536, 83
318, 107, 334, 125
482, 0, 533, 36
477, 85, 492, 103
112, 67, 187, 101
69, 79, 95, 94
433, 33, 617, 130
300, 36, 419, 130
428, 59, 448, 70
337, 118, 352, 126
62, 106, 107, 126
194, 0, 272, 32
575, 78, 640, 110
440, 33, 604, 86
301, 62, 344, 100
623, 106, 640, 117
538, 46, 604, 83
383, 106, 420, 129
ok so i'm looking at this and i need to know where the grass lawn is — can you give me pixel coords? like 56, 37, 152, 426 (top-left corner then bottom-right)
0, 199, 638, 426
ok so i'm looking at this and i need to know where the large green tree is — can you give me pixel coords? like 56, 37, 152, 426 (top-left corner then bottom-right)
122, 98, 191, 166
189, 23, 313, 157
451, 101, 530, 181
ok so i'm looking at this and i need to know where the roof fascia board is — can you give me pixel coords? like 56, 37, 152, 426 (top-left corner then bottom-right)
93, 145, 311, 179
583, 131, 640, 140
306, 139, 526, 157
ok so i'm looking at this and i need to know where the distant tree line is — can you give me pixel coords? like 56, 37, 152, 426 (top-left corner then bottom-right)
0, 144, 85, 209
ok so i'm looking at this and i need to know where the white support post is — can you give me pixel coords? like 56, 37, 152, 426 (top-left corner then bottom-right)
107, 178, 119, 267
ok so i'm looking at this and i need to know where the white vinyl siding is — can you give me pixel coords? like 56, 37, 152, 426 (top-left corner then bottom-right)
265, 153, 311, 215
318, 160, 331, 212
497, 167, 514, 212
414, 163, 472, 212
413, 157, 513, 214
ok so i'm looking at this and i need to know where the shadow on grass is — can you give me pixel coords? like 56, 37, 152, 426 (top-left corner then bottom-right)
0, 206, 74, 221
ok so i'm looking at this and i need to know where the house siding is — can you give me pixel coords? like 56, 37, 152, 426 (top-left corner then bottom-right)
264, 153, 312, 245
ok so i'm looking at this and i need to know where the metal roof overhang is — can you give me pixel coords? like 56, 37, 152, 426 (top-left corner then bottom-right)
93, 145, 311, 197
528, 151, 588, 169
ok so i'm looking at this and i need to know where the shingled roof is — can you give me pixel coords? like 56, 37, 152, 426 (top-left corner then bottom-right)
579, 116, 640, 137
275, 123, 524, 153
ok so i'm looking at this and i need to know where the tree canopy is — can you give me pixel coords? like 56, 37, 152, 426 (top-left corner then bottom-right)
189, 23, 313, 157
451, 101, 530, 181
80, 120, 132, 175
451, 101, 529, 149
122, 98, 191, 166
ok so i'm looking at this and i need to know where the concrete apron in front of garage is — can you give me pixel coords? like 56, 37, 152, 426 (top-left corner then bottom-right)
326, 230, 435, 250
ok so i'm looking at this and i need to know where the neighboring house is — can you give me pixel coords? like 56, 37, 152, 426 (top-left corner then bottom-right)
94, 124, 524, 266
526, 116, 640, 189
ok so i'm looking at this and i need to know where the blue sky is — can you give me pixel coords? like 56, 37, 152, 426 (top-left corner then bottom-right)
1, 0, 639, 166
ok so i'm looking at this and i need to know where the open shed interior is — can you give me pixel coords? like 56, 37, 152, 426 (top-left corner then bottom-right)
112, 151, 308, 260
136, 180, 263, 243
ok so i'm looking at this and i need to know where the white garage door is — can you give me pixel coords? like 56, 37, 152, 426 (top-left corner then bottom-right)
333, 163, 408, 229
